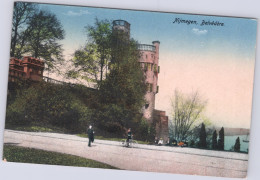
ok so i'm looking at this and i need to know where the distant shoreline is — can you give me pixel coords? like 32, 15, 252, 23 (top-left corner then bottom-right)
215, 127, 250, 136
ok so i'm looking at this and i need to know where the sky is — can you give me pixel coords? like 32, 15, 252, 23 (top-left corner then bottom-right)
37, 3, 257, 129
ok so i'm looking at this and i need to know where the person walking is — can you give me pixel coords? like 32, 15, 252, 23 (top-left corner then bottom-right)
87, 125, 94, 147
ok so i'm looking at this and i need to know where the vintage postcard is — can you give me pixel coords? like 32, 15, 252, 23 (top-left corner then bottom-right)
2, 1, 257, 178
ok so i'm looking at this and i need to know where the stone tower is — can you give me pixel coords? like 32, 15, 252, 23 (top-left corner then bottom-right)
112, 20, 130, 39
138, 42, 160, 124
111, 20, 131, 65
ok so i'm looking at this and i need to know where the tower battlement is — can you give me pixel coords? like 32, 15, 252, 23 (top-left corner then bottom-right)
138, 44, 156, 52
9, 56, 44, 82
112, 20, 130, 38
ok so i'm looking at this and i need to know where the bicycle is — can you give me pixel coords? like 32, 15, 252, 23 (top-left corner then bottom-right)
120, 138, 138, 148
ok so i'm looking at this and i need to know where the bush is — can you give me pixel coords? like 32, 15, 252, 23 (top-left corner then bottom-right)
199, 123, 207, 148
93, 104, 126, 136
134, 119, 156, 142
6, 82, 91, 133
218, 127, 225, 150
190, 140, 195, 147
234, 137, 240, 152
212, 130, 218, 150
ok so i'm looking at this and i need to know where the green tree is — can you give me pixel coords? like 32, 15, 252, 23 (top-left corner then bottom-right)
10, 2, 37, 58
170, 90, 208, 142
199, 123, 207, 148
212, 130, 218, 150
96, 104, 127, 135
218, 127, 225, 150
24, 10, 65, 71
234, 137, 240, 152
99, 38, 146, 130
68, 19, 111, 88
10, 3, 64, 71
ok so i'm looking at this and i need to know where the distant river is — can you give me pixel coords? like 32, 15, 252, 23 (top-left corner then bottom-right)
224, 135, 249, 152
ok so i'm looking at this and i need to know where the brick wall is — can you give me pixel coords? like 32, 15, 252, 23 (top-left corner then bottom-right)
8, 56, 44, 82
154, 109, 169, 142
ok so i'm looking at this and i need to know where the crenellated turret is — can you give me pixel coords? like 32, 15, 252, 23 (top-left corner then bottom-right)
112, 20, 130, 39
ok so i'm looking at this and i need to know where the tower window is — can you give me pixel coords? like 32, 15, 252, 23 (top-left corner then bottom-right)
147, 83, 153, 92
154, 64, 157, 72
148, 63, 152, 71
147, 84, 150, 92
144, 63, 148, 71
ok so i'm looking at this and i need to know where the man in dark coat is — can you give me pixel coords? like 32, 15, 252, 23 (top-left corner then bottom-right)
87, 125, 94, 147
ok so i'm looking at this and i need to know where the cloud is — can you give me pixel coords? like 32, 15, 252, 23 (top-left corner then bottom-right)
192, 28, 208, 35
64, 10, 90, 16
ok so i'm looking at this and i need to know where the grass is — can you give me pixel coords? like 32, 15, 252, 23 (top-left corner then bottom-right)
14, 126, 54, 132
3, 145, 118, 169
77, 134, 150, 144
7, 124, 69, 133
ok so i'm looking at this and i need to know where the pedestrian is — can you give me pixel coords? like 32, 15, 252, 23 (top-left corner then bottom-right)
166, 137, 171, 146
87, 125, 94, 147
158, 138, 163, 145
155, 137, 159, 144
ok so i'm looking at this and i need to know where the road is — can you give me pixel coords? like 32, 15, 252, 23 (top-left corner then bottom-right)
3, 129, 248, 178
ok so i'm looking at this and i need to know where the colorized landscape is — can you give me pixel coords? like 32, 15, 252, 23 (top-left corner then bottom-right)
2, 1, 257, 178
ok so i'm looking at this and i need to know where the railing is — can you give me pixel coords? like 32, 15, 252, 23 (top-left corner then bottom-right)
113, 20, 130, 29
138, 44, 156, 52
43, 76, 75, 87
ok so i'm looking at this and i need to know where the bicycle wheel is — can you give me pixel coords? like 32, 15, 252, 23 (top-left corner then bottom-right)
132, 140, 138, 148
120, 139, 126, 147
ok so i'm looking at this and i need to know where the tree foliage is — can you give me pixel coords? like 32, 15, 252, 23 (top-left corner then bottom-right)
218, 127, 225, 150
134, 119, 156, 142
98, 35, 146, 134
170, 90, 208, 142
100, 39, 146, 111
10, 2, 65, 71
199, 123, 207, 148
11, 2, 36, 58
68, 19, 111, 88
23, 10, 65, 71
212, 130, 218, 150
234, 137, 240, 152
6, 82, 90, 133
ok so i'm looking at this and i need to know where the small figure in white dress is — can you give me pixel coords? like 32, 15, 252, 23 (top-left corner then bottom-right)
158, 138, 163, 145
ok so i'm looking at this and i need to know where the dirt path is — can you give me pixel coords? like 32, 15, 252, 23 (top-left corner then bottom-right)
3, 130, 248, 178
